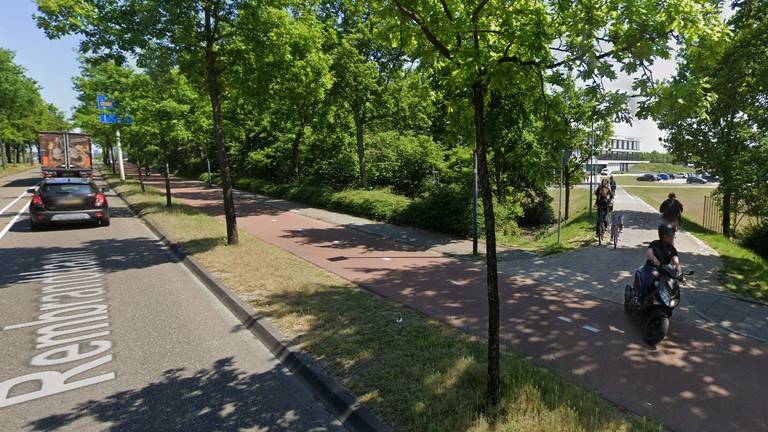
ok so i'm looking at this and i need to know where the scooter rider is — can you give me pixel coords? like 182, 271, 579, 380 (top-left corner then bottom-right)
633, 224, 682, 307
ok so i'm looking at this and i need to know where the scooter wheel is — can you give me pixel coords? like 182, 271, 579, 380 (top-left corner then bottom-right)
644, 308, 669, 346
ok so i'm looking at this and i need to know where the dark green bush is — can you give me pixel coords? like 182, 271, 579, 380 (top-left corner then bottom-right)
366, 132, 446, 197
742, 222, 768, 260
327, 189, 411, 221
198, 172, 221, 185
517, 187, 555, 227
397, 185, 473, 236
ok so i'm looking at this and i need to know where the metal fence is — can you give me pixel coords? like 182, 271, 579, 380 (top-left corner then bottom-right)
702, 194, 723, 233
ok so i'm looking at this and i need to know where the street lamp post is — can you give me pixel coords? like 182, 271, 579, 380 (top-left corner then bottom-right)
472, 150, 479, 256
115, 128, 126, 182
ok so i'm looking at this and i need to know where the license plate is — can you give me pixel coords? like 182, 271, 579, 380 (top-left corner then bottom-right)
60, 199, 83, 206
51, 213, 91, 221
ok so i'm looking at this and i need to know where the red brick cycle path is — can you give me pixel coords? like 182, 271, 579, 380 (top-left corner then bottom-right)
142, 175, 767, 432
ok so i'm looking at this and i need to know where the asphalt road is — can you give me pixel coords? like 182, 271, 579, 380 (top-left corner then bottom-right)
0, 170, 344, 432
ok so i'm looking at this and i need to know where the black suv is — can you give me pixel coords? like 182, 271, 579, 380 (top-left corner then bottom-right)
28, 178, 110, 230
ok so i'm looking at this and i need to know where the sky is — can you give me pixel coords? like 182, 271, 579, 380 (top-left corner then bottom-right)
2, 1, 732, 153
0, 1, 82, 116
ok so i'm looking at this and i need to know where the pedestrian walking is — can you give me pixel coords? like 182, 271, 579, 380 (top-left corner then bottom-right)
660, 192, 684, 228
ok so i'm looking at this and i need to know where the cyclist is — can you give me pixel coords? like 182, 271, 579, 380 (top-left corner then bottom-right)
595, 179, 612, 235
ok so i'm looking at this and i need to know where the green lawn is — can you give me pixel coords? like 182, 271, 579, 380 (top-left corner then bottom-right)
622, 186, 715, 227
626, 163, 695, 174
624, 186, 768, 301
0, 163, 33, 178
109, 175, 659, 432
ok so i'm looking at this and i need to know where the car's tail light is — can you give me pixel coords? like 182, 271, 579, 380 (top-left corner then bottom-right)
31, 194, 44, 208
95, 192, 106, 207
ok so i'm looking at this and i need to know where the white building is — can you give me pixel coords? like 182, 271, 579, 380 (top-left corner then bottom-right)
588, 135, 648, 173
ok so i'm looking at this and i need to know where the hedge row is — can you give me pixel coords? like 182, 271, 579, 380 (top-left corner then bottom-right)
233, 178, 476, 237
742, 222, 768, 260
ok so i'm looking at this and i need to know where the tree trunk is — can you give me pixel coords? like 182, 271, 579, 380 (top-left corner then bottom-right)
473, 79, 500, 406
205, 5, 238, 245
354, 109, 367, 188
137, 158, 145, 192
292, 123, 304, 181
0, 141, 7, 170
162, 140, 172, 207
564, 168, 572, 220
29, 143, 34, 165
722, 186, 732, 238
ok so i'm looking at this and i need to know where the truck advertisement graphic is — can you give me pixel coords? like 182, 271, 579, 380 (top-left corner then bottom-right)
39, 132, 93, 177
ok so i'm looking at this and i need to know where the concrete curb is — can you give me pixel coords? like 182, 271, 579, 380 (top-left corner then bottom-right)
105, 177, 392, 432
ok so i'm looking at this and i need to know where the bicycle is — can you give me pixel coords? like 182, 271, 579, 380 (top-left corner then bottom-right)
610, 212, 624, 249
596, 207, 608, 245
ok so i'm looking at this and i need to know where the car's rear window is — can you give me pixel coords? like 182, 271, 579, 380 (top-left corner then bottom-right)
41, 184, 96, 194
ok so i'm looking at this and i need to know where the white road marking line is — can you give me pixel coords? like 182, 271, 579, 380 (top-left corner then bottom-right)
557, 316, 572, 323
0, 189, 30, 216
0, 202, 29, 241
271, 219, 277, 222
382, 257, 391, 261
582, 325, 600, 333
448, 279, 467, 286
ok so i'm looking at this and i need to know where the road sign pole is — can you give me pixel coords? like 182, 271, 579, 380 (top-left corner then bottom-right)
116, 128, 126, 182
588, 120, 594, 216
558, 154, 563, 246
472, 151, 479, 256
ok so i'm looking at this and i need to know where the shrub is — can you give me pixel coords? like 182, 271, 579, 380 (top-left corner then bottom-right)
366, 132, 446, 196
493, 200, 524, 238
742, 222, 768, 260
327, 189, 411, 221
517, 187, 555, 227
198, 172, 221, 185
397, 185, 473, 236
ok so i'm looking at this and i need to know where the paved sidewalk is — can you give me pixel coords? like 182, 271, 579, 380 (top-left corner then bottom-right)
236, 181, 768, 342
140, 174, 768, 432
231, 189, 536, 261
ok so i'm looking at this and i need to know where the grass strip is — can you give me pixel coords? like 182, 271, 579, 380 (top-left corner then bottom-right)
109, 176, 659, 432
0, 163, 34, 178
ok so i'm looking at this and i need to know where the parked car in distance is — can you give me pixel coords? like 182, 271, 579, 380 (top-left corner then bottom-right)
600, 167, 612, 176
701, 174, 720, 183
637, 173, 658, 182
28, 177, 110, 230
677, 173, 689, 179
657, 173, 670, 181
686, 175, 708, 184
668, 173, 676, 180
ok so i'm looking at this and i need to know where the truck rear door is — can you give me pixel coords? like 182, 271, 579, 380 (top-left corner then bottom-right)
66, 134, 92, 169
39, 133, 67, 169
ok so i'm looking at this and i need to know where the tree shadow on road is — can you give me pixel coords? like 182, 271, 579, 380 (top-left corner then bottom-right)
27, 357, 333, 432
